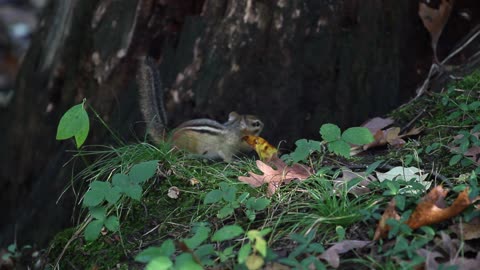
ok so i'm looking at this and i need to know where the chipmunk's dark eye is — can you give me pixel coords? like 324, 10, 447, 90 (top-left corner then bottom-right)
251, 120, 262, 127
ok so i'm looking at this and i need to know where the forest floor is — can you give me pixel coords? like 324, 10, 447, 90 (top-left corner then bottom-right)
4, 71, 480, 270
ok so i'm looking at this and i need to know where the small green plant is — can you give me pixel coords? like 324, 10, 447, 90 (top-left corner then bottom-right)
278, 231, 326, 269
1, 243, 33, 265
449, 124, 480, 167
82, 160, 158, 241
403, 148, 423, 167
425, 142, 441, 154
368, 177, 427, 212
2, 244, 20, 261
204, 182, 270, 220
335, 226, 346, 241
237, 228, 272, 269
281, 176, 377, 238
244, 197, 271, 221
320, 123, 373, 157
134, 240, 177, 270
135, 224, 272, 270
441, 86, 480, 125
454, 171, 480, 223
381, 223, 433, 269
285, 123, 373, 162
56, 99, 90, 148
287, 139, 322, 163
375, 210, 434, 269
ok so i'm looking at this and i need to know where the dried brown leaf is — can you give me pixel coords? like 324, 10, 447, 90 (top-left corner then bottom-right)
450, 132, 480, 165
406, 186, 472, 229
445, 255, 480, 270
416, 248, 444, 270
334, 169, 375, 196
318, 240, 371, 268
189, 178, 200, 185
403, 126, 424, 136
418, 0, 454, 62
373, 198, 400, 240
374, 187, 475, 240
362, 127, 418, 151
351, 119, 422, 155
238, 155, 312, 196
450, 218, 480, 240
361, 117, 394, 134
464, 146, 480, 165
167, 186, 180, 199
417, 232, 480, 270
362, 129, 389, 150
351, 117, 395, 154
385, 127, 401, 143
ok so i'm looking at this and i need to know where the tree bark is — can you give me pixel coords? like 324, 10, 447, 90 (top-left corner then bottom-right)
0, 0, 479, 247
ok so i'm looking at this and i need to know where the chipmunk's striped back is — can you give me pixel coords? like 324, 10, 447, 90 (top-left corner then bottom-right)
137, 57, 264, 161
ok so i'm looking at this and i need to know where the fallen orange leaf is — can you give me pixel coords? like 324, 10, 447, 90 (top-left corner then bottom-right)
238, 155, 312, 196
373, 198, 400, 241
406, 186, 471, 229
374, 186, 476, 240
243, 135, 278, 161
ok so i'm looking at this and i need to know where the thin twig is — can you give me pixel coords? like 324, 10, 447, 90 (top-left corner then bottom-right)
429, 169, 453, 188
415, 26, 480, 99
441, 26, 480, 65
66, 259, 79, 270
54, 217, 91, 268
415, 64, 439, 99
453, 88, 480, 96
142, 224, 161, 237
428, 124, 473, 129
400, 109, 426, 134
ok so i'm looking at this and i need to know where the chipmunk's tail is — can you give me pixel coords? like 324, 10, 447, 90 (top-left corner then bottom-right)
137, 56, 168, 143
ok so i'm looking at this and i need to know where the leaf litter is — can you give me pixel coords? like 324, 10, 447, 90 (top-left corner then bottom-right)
350, 117, 423, 155
238, 155, 312, 196
374, 186, 479, 240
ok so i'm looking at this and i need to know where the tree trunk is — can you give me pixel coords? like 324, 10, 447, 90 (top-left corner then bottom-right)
0, 0, 479, 247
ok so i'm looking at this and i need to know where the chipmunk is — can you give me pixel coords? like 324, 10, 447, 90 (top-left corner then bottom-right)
137, 57, 264, 161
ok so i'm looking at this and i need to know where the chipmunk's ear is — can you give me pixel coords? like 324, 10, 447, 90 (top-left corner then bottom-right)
228, 111, 240, 122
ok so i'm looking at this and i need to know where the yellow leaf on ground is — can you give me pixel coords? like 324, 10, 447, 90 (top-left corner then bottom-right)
243, 135, 278, 161
246, 254, 264, 270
